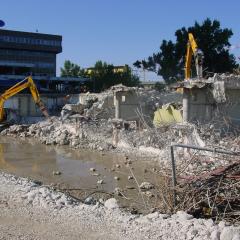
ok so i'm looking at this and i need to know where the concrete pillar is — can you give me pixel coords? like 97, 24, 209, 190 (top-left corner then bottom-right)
112, 125, 118, 147
115, 93, 121, 119
182, 89, 189, 122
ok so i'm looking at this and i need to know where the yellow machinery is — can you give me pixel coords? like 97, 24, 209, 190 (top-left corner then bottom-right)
185, 33, 204, 80
0, 76, 49, 122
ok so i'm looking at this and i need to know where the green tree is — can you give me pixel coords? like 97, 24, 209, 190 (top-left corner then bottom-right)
134, 18, 238, 84
88, 61, 139, 92
60, 60, 84, 77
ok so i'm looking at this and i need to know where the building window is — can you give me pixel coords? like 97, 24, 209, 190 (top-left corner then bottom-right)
0, 35, 61, 47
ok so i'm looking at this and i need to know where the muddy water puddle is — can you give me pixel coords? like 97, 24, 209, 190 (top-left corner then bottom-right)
0, 136, 165, 213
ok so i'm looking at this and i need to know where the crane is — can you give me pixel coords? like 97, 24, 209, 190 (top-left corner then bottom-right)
0, 76, 49, 122
185, 33, 204, 80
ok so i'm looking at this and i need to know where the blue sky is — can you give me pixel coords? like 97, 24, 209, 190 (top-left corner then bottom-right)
1, 0, 240, 77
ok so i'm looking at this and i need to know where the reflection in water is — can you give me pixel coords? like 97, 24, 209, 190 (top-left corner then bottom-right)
0, 143, 16, 171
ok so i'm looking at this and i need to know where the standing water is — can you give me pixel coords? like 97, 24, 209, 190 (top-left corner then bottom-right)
0, 136, 163, 213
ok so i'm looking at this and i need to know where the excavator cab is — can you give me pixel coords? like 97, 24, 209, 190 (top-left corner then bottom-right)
0, 76, 49, 125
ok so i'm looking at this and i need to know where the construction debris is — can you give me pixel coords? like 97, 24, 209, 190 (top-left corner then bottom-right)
177, 162, 240, 224
1, 82, 240, 225
139, 182, 155, 191
153, 103, 182, 127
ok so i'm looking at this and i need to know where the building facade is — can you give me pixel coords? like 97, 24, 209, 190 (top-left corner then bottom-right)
0, 29, 62, 77
0, 29, 90, 93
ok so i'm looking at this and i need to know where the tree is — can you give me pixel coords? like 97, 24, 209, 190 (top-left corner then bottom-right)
134, 18, 238, 84
60, 60, 84, 77
88, 61, 139, 92
60, 60, 139, 92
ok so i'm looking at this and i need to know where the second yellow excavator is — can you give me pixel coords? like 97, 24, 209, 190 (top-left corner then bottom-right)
0, 76, 49, 123
185, 33, 204, 80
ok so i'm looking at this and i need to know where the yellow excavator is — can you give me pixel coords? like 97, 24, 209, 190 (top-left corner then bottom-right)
0, 76, 49, 123
185, 33, 204, 80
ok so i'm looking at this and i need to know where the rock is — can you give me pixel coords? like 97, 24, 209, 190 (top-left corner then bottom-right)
152, 167, 157, 172
84, 196, 96, 205
218, 221, 225, 229
71, 139, 80, 147
130, 208, 138, 214
52, 171, 61, 176
175, 211, 193, 220
114, 188, 122, 196
115, 164, 120, 168
159, 214, 170, 219
90, 168, 96, 172
126, 186, 135, 190
220, 227, 240, 240
97, 179, 104, 184
204, 219, 214, 228
114, 176, 120, 181
128, 176, 133, 180
233, 235, 240, 240
32, 180, 42, 186
142, 191, 154, 198
92, 173, 100, 176
146, 212, 159, 220
211, 230, 220, 240
104, 198, 119, 210
139, 182, 154, 190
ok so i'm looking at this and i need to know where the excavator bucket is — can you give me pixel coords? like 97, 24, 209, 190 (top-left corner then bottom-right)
37, 101, 49, 118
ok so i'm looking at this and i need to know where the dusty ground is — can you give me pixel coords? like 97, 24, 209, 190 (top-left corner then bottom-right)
0, 172, 240, 240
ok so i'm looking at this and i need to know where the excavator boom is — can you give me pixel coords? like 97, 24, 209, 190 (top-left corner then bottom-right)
185, 33, 204, 80
0, 76, 49, 122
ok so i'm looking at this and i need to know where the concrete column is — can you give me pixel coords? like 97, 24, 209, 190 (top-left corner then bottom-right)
115, 93, 121, 119
182, 89, 189, 122
112, 125, 119, 147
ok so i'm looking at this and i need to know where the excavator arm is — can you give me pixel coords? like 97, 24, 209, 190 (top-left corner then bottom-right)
0, 76, 49, 122
185, 33, 204, 80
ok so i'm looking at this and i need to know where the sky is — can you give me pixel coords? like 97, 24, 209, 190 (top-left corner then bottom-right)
1, 0, 240, 78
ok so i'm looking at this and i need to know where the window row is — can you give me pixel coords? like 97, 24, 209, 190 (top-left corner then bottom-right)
0, 60, 55, 69
0, 35, 61, 47
0, 49, 55, 57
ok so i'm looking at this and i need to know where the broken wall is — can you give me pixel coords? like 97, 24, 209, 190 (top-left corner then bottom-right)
4, 93, 79, 117
183, 74, 240, 127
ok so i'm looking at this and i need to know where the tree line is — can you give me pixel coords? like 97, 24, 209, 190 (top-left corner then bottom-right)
60, 60, 139, 92
61, 18, 239, 91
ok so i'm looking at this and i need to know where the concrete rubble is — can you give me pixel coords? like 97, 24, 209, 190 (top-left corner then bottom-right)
1, 83, 240, 234
2, 100, 240, 170
62, 84, 182, 121
1, 171, 240, 240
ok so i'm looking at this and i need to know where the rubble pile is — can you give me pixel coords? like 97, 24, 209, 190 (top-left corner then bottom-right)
1, 83, 240, 224
1, 117, 114, 152
61, 85, 181, 121
2, 115, 236, 165
1, 116, 205, 160
2, 171, 240, 240
1, 112, 240, 224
